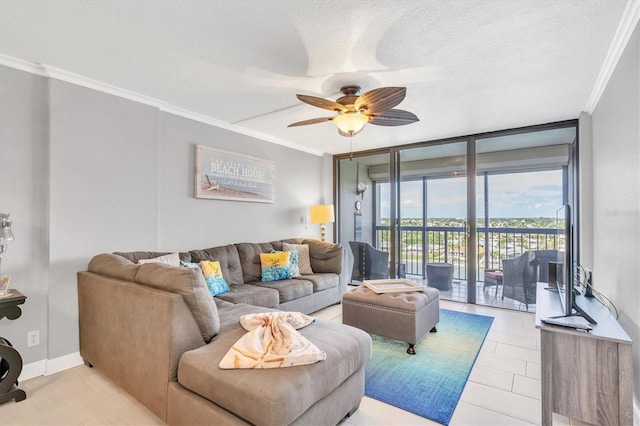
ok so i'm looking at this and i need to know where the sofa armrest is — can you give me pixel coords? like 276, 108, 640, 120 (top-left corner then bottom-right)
303, 239, 344, 275
78, 271, 204, 421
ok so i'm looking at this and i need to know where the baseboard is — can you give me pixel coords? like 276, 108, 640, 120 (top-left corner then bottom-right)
45, 352, 84, 376
19, 352, 84, 381
19, 359, 46, 381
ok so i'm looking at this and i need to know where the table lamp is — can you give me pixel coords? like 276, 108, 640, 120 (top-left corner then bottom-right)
310, 205, 334, 242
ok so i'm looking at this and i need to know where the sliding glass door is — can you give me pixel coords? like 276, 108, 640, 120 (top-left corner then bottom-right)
396, 141, 472, 302
334, 120, 578, 312
337, 153, 392, 284
474, 126, 575, 311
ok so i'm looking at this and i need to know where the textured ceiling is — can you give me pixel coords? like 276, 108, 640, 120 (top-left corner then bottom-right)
0, 0, 629, 155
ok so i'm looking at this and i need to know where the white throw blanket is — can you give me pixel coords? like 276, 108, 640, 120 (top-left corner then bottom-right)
219, 312, 327, 369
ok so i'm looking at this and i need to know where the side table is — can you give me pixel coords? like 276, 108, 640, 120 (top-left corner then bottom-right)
0, 289, 27, 404
483, 270, 503, 302
425, 263, 454, 290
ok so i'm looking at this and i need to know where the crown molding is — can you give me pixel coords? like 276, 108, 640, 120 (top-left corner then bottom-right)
0, 54, 324, 157
160, 104, 324, 156
585, 0, 640, 113
44, 63, 170, 109
0, 54, 48, 76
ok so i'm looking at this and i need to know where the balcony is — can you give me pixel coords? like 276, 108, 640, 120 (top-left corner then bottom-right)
373, 224, 563, 311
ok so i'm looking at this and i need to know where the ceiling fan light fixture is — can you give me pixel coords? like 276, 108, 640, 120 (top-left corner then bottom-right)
333, 112, 369, 135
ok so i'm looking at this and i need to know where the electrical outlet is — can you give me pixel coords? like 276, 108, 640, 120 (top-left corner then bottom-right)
27, 330, 40, 347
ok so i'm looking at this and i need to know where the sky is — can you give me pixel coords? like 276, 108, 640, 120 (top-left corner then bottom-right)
380, 169, 564, 219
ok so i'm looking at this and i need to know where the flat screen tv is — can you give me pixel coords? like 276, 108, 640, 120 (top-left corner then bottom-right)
556, 204, 597, 324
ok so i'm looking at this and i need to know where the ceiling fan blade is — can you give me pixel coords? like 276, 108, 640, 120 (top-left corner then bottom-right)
369, 109, 419, 126
287, 117, 334, 127
355, 87, 406, 114
296, 94, 347, 112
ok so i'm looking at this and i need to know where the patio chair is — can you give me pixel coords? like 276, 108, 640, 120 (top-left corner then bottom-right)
349, 241, 389, 283
501, 251, 537, 309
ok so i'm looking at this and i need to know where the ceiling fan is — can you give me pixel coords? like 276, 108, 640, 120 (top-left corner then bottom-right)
287, 85, 419, 136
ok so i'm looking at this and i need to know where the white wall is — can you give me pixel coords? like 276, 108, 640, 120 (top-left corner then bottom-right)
0, 65, 325, 370
48, 80, 162, 358
590, 22, 640, 412
0, 66, 50, 365
157, 112, 322, 249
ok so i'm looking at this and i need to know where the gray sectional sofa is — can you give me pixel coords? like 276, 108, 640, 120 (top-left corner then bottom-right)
77, 238, 372, 425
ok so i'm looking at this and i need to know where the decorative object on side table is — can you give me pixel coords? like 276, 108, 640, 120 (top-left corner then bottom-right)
0, 213, 14, 293
0, 275, 10, 297
0, 213, 25, 404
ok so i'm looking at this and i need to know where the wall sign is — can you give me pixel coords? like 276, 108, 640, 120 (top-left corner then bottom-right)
195, 145, 275, 203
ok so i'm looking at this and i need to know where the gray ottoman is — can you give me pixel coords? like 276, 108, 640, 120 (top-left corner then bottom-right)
342, 286, 440, 355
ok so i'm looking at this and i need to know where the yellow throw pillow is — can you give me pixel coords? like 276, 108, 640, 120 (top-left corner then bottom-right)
200, 260, 230, 296
260, 251, 292, 282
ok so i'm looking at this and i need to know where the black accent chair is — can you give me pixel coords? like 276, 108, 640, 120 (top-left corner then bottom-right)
349, 241, 389, 284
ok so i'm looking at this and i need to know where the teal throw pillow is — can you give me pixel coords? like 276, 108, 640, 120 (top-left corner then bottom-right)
205, 276, 230, 296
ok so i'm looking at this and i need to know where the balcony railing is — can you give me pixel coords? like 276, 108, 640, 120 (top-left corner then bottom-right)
374, 225, 563, 281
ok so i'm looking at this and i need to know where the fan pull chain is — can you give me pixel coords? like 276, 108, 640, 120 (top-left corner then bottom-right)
349, 135, 353, 161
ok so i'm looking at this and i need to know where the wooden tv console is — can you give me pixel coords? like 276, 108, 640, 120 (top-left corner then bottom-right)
535, 283, 632, 425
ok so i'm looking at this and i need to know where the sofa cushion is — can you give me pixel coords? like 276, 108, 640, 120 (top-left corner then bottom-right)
88, 253, 141, 281
283, 242, 313, 275
137, 252, 180, 267
249, 279, 313, 303
268, 238, 304, 252
303, 239, 344, 273
134, 263, 220, 342
235, 242, 276, 283
259, 251, 292, 282
113, 251, 191, 264
215, 284, 279, 308
188, 244, 244, 286
178, 303, 372, 426
299, 273, 339, 292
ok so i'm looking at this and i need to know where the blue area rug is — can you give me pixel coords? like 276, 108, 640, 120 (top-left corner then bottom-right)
364, 309, 493, 425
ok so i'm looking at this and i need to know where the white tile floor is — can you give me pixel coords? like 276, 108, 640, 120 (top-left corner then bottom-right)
406, 276, 537, 314
0, 300, 590, 426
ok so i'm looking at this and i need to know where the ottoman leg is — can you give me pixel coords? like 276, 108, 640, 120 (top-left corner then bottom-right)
430, 326, 437, 333
407, 344, 416, 355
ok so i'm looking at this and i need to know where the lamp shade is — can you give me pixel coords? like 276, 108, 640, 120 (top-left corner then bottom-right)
310, 204, 335, 224
333, 112, 369, 135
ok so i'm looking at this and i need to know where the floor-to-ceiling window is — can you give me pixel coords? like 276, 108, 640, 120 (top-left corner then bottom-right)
334, 120, 578, 312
